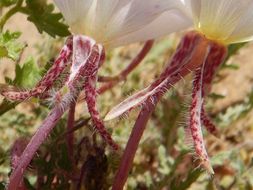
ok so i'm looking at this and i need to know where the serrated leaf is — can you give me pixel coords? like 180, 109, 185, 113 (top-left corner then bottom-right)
25, 0, 70, 37
0, 30, 25, 60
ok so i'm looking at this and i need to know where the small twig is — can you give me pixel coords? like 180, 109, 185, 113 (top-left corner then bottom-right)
54, 118, 91, 145
0, 0, 23, 31
98, 40, 154, 94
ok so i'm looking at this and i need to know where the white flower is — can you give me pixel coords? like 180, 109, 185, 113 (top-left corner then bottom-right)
54, 0, 191, 48
182, 0, 253, 44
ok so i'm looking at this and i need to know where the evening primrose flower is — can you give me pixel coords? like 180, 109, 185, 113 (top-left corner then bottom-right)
54, 0, 192, 47
183, 0, 253, 44
107, 0, 253, 175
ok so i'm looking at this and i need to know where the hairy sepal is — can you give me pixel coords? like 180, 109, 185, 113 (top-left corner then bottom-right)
105, 31, 210, 121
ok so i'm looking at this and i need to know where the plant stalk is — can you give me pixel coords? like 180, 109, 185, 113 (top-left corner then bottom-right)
8, 106, 65, 190
0, 0, 23, 31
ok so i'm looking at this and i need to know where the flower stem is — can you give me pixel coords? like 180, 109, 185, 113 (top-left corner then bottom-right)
7, 106, 65, 190
0, 0, 23, 31
112, 100, 156, 190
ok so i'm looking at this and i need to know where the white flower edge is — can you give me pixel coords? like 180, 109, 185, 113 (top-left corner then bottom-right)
183, 0, 253, 44
54, 0, 192, 48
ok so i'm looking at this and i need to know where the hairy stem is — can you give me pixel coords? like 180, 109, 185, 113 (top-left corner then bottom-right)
8, 106, 65, 190
105, 31, 210, 121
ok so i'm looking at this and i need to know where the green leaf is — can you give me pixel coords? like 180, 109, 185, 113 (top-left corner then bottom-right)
0, 47, 8, 57
0, 0, 18, 7
0, 30, 25, 60
24, 0, 70, 37
0, 57, 41, 116
226, 43, 247, 61
208, 93, 225, 100
13, 57, 41, 88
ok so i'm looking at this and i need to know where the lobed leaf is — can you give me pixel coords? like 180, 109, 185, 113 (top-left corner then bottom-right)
25, 0, 70, 37
0, 30, 25, 60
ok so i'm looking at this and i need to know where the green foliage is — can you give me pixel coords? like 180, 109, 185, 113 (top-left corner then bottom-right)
0, 0, 70, 37
0, 0, 18, 7
0, 57, 41, 115
24, 0, 70, 37
0, 30, 25, 60
13, 57, 41, 87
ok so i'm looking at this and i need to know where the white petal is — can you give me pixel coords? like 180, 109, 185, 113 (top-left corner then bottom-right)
85, 0, 133, 41
54, 0, 92, 25
180, 0, 197, 21
108, 0, 182, 38
55, 0, 191, 48
227, 1, 253, 43
187, 0, 253, 43
107, 9, 192, 48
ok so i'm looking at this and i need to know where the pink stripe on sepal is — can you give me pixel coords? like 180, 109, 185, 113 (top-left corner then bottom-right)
189, 67, 214, 174
71, 36, 119, 150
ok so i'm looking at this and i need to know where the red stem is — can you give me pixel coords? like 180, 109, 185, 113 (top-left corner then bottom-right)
8, 106, 65, 190
112, 100, 156, 190
98, 40, 154, 94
